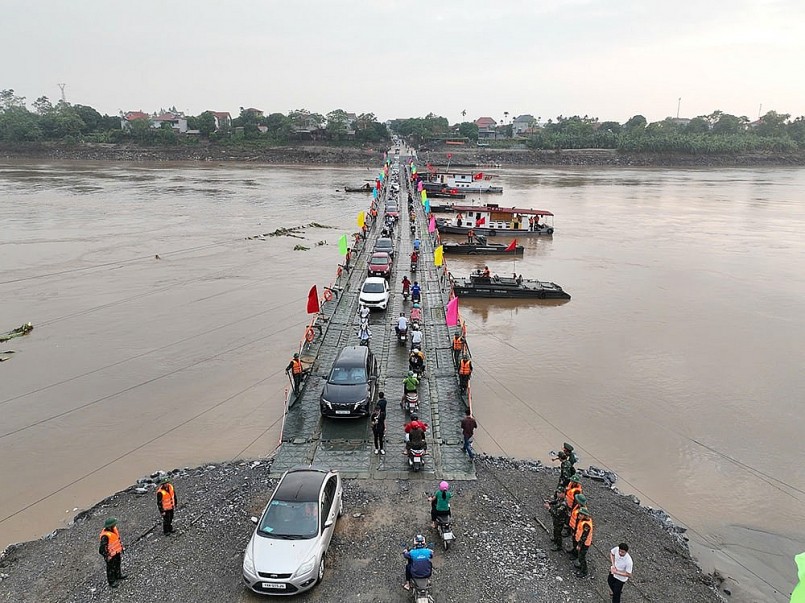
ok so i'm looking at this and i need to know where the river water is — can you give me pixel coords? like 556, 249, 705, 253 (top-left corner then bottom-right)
1, 161, 803, 601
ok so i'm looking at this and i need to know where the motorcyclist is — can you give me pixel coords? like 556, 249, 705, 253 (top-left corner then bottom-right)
410, 250, 419, 265
401, 276, 411, 296
409, 348, 425, 374
429, 481, 452, 528
413, 238, 421, 252
357, 323, 371, 346
358, 304, 370, 322
411, 281, 421, 303
403, 534, 433, 591
410, 329, 423, 351
410, 303, 422, 325
404, 414, 428, 450
395, 313, 408, 337
401, 370, 419, 407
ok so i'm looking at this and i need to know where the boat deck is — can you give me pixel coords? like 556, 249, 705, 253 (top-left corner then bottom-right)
272, 161, 475, 481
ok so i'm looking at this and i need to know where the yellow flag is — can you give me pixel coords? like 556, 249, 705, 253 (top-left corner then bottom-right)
434, 245, 443, 267
357, 211, 365, 228
420, 189, 427, 203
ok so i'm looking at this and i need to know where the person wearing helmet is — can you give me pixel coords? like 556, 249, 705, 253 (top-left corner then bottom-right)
410, 303, 422, 324
156, 477, 177, 535
458, 353, 473, 393
358, 303, 370, 321
452, 331, 465, 367
404, 414, 428, 452
403, 534, 433, 590
555, 450, 575, 488
409, 347, 425, 375
411, 281, 421, 303
401, 275, 411, 296
395, 312, 408, 337
429, 481, 452, 528
543, 488, 569, 551
98, 517, 126, 587
401, 370, 419, 407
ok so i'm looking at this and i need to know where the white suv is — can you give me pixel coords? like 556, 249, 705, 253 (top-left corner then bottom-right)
359, 277, 390, 311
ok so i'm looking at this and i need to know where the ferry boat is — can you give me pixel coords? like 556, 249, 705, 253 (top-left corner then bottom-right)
421, 171, 503, 193
436, 204, 554, 237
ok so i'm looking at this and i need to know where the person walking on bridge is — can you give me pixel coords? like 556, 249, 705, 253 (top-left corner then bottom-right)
98, 518, 126, 588
460, 408, 477, 460
156, 477, 177, 535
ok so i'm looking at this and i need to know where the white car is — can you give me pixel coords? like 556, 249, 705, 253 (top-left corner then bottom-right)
243, 467, 343, 595
359, 277, 390, 311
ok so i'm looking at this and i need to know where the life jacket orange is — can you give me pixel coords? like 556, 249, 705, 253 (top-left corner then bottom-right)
568, 504, 580, 530
100, 527, 123, 559
565, 483, 582, 508
459, 359, 472, 375
157, 483, 175, 510
291, 359, 303, 375
575, 516, 593, 547
452, 336, 464, 351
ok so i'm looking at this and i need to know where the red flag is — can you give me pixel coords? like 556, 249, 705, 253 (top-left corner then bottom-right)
307, 285, 320, 314
473, 172, 484, 180
505, 239, 517, 252
477, 216, 486, 226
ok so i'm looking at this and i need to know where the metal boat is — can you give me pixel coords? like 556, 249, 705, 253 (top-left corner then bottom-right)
436, 204, 555, 237
451, 271, 570, 300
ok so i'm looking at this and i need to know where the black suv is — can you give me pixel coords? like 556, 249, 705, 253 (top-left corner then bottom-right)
319, 346, 378, 418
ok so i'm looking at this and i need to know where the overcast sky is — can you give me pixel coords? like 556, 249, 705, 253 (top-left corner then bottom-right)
2, 0, 804, 124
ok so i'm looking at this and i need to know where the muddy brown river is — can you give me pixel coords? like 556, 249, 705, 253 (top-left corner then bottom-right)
1, 161, 803, 601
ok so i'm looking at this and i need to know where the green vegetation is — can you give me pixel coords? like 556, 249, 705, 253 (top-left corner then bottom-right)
2, 87, 804, 155
524, 112, 803, 154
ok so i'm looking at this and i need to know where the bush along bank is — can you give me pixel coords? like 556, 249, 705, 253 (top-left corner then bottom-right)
0, 456, 724, 603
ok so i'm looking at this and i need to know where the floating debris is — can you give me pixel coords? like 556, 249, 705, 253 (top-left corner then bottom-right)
0, 323, 33, 343
294, 245, 310, 251
307, 222, 334, 229
316, 240, 327, 246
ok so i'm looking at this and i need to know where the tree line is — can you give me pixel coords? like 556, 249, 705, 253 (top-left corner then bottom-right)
0, 90, 389, 146
3, 88, 804, 154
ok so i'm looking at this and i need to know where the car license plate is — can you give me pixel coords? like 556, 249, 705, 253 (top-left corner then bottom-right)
335, 410, 350, 415
262, 583, 286, 590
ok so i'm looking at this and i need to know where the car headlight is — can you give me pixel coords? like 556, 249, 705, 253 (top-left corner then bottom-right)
295, 555, 317, 577
243, 547, 256, 575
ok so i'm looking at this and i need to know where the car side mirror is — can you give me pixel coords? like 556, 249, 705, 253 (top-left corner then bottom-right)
250, 516, 259, 525
369, 375, 377, 382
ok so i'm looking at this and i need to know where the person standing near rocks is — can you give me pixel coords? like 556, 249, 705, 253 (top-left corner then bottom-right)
568, 493, 587, 553
544, 488, 568, 551
573, 507, 594, 577
609, 543, 633, 602
563, 442, 578, 467
460, 408, 477, 460
98, 518, 126, 588
555, 450, 575, 488
156, 478, 177, 535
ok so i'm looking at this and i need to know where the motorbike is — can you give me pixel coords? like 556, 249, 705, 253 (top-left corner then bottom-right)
402, 289, 410, 302
410, 262, 417, 273
410, 223, 416, 235
411, 291, 421, 304
404, 390, 419, 414
397, 326, 408, 346
434, 514, 455, 551
410, 576, 434, 602
407, 446, 425, 472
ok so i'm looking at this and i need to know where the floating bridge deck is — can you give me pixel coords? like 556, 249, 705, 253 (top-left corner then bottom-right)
272, 157, 475, 481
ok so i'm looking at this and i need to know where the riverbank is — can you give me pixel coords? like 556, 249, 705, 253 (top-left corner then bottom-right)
2, 141, 804, 167
0, 456, 724, 603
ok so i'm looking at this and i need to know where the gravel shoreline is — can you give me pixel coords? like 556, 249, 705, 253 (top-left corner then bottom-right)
0, 456, 724, 603
1, 142, 804, 168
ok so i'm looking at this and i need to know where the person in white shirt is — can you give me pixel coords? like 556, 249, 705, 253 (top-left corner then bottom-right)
609, 543, 633, 603
410, 329, 423, 348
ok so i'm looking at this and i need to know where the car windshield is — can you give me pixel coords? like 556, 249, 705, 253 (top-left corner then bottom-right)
258, 500, 318, 539
376, 240, 393, 250
363, 282, 386, 293
329, 366, 368, 385
371, 256, 389, 265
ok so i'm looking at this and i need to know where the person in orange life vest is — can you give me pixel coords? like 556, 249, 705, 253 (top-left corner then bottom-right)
452, 332, 465, 367
156, 477, 177, 535
467, 228, 475, 243
568, 493, 587, 552
286, 353, 306, 391
98, 517, 126, 588
573, 507, 594, 577
344, 247, 352, 270
458, 354, 473, 393
481, 265, 491, 278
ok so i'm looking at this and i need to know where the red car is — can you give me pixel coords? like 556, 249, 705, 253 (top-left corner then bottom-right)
367, 252, 392, 279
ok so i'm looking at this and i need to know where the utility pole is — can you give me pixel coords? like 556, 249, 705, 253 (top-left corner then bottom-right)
676, 97, 681, 119
758, 103, 763, 119
58, 83, 67, 103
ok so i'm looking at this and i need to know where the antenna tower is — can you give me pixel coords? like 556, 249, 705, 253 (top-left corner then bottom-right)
58, 83, 67, 102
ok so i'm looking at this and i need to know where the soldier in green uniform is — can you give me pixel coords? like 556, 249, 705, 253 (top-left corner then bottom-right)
563, 442, 578, 467
557, 450, 575, 488
543, 488, 569, 551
